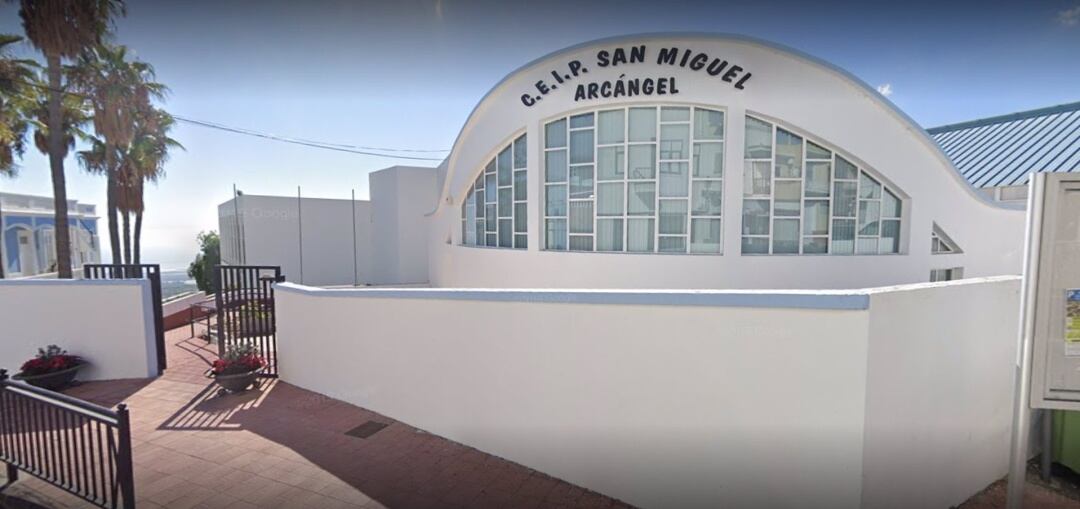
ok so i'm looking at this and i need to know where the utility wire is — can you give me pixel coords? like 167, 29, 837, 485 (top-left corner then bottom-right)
10, 78, 450, 161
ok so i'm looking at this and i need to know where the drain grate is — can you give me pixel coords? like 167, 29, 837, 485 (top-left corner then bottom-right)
345, 420, 389, 439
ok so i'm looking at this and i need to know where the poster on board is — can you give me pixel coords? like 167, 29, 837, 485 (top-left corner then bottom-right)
1066, 289, 1080, 356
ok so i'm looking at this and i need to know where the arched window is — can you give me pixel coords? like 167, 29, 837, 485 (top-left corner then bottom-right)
742, 115, 903, 255
542, 105, 725, 253
461, 134, 527, 249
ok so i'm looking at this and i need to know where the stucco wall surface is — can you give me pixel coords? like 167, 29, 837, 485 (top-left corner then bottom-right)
0, 279, 158, 381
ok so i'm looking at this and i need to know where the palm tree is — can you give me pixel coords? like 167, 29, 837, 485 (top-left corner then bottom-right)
0, 34, 38, 278
16, 0, 124, 277
67, 42, 161, 265
125, 108, 180, 264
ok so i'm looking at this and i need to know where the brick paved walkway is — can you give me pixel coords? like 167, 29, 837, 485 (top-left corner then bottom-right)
0, 328, 629, 508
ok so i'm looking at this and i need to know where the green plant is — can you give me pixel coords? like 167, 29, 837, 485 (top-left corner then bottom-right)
212, 343, 264, 376
187, 230, 219, 293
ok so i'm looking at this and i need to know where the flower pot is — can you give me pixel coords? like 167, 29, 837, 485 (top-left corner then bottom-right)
14, 363, 85, 391
213, 369, 259, 393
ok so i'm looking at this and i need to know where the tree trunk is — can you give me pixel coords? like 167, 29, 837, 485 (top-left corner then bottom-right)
134, 210, 142, 265
46, 53, 72, 278
122, 211, 131, 265
106, 171, 120, 264
0, 192, 5, 279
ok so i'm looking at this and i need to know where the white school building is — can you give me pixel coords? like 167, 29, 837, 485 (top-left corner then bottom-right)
219, 33, 1078, 290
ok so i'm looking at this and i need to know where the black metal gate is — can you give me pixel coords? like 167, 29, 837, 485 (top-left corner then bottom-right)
84, 264, 165, 373
214, 265, 284, 377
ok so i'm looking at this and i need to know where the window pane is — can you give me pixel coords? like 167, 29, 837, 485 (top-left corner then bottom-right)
486, 233, 498, 247
597, 182, 624, 216
881, 219, 900, 253
514, 170, 527, 200
660, 106, 690, 122
835, 156, 857, 180
857, 237, 878, 254
545, 184, 567, 216
498, 147, 512, 186
498, 219, 512, 247
660, 124, 689, 160
742, 237, 769, 254
627, 219, 655, 252
570, 113, 594, 128
742, 199, 770, 235
597, 146, 625, 180
498, 188, 512, 217
690, 218, 722, 253
832, 219, 855, 254
486, 204, 497, 230
806, 162, 831, 198
659, 199, 687, 234
859, 172, 882, 199
545, 119, 567, 149
883, 189, 901, 218
745, 117, 773, 159
569, 165, 595, 199
803, 237, 828, 254
570, 130, 594, 164
773, 218, 800, 254
628, 107, 657, 142
515, 234, 527, 249
628, 144, 656, 179
514, 203, 527, 232
569, 235, 593, 251
691, 181, 723, 216
545, 150, 567, 182
659, 162, 689, 197
545, 219, 567, 250
693, 142, 723, 178
475, 220, 484, 245
596, 219, 624, 252
597, 110, 625, 145
485, 174, 497, 201
659, 236, 686, 253
569, 201, 594, 233
475, 173, 484, 190
803, 200, 829, 235
774, 181, 801, 216
806, 141, 831, 160
833, 181, 857, 217
743, 161, 771, 196
858, 200, 881, 236
775, 128, 803, 178
694, 109, 724, 140
513, 134, 527, 169
627, 182, 656, 216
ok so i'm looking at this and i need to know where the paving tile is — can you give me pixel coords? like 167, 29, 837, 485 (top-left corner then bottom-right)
3, 326, 633, 509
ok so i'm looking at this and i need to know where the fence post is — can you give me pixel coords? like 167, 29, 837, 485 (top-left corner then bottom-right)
0, 369, 16, 485
115, 404, 135, 508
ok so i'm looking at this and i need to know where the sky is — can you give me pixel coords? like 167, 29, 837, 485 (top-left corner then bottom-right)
1, 0, 1078, 270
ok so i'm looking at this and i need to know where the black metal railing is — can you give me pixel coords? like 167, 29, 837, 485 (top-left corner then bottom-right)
215, 265, 284, 377
0, 370, 135, 509
83, 264, 166, 372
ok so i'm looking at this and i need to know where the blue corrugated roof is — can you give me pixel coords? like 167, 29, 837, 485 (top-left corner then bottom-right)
927, 101, 1080, 188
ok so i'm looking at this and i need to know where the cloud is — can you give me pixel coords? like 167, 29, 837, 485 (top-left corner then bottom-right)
877, 83, 893, 97
1059, 5, 1080, 26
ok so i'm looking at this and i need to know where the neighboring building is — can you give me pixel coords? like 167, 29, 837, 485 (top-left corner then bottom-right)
928, 100, 1080, 205
220, 34, 1078, 289
1, 192, 101, 278
218, 165, 437, 286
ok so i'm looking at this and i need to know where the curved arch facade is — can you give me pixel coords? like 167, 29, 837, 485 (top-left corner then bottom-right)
427, 34, 1025, 289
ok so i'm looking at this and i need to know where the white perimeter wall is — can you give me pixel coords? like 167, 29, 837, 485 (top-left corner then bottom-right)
275, 277, 1020, 508
0, 279, 158, 381
369, 166, 439, 285
860, 278, 1021, 508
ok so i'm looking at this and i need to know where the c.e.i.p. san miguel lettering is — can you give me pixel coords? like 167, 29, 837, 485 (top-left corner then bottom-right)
520, 44, 752, 107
